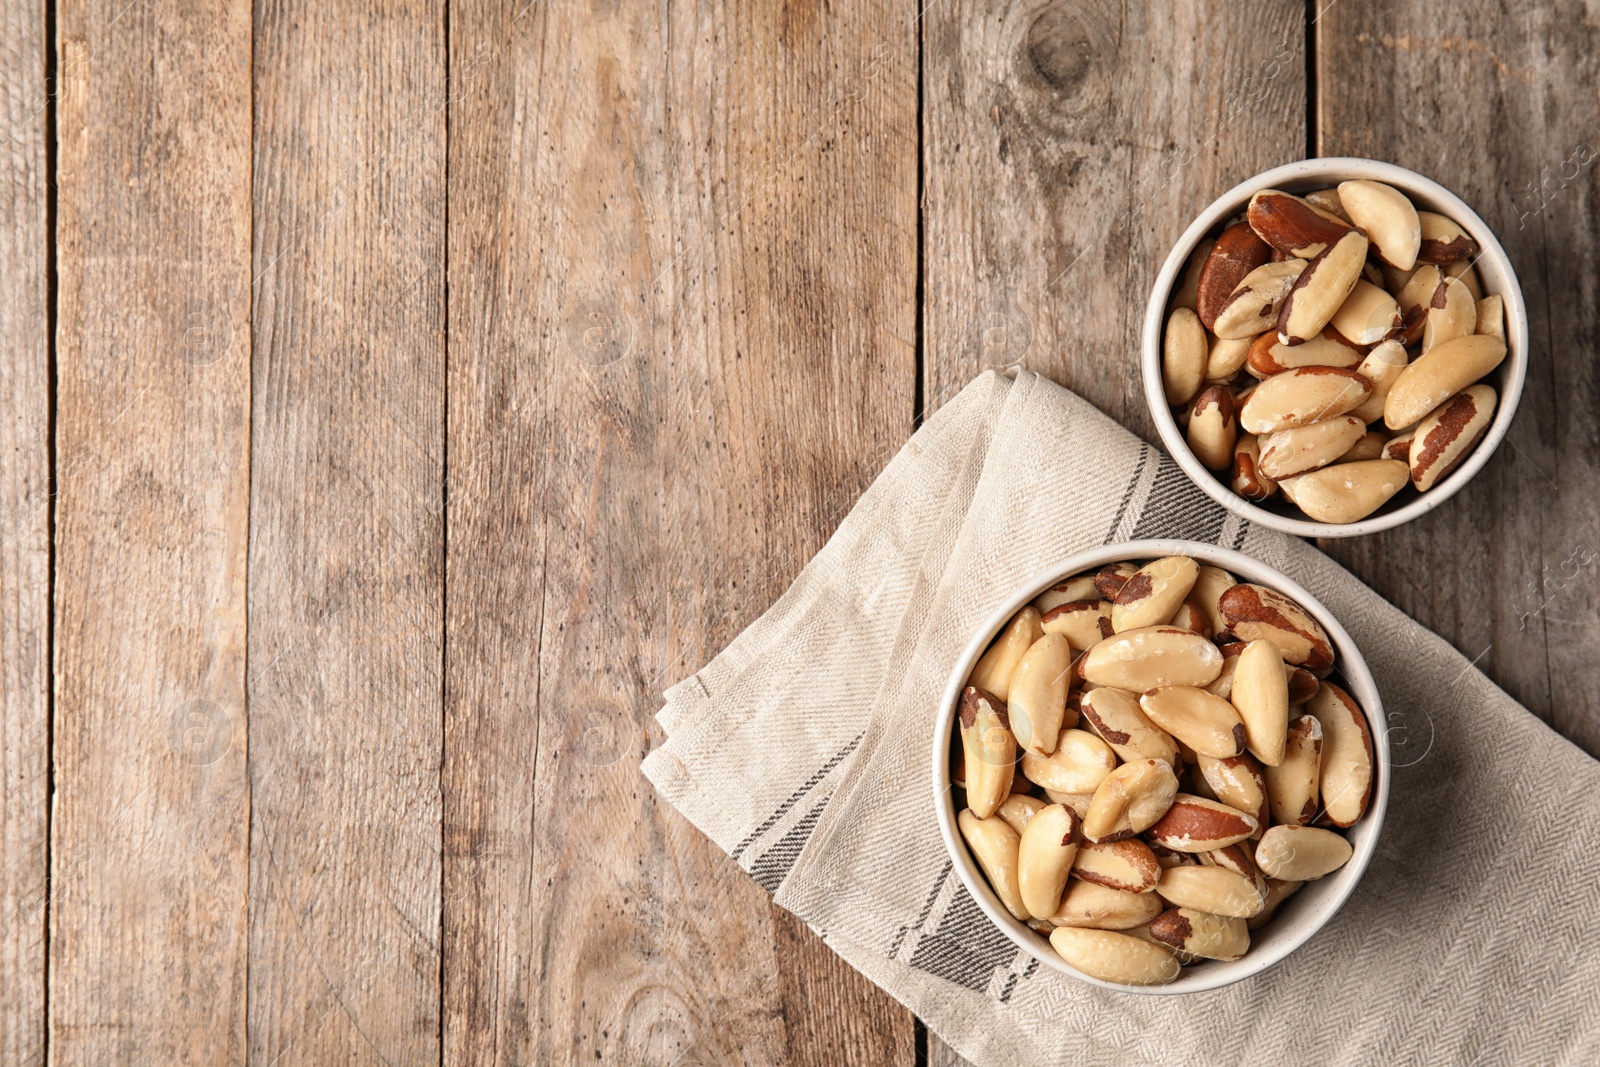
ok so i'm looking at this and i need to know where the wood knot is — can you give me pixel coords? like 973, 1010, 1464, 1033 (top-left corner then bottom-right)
1024, 6, 1097, 94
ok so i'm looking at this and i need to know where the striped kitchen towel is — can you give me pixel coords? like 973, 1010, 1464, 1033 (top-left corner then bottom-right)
641, 369, 1600, 1067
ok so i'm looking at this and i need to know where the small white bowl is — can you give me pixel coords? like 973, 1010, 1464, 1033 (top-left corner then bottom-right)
931, 539, 1390, 995
1140, 158, 1528, 538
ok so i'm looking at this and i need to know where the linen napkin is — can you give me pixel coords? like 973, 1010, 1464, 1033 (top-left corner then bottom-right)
641, 370, 1600, 1067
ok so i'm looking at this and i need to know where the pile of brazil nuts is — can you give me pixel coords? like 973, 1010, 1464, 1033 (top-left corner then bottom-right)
951, 554, 1375, 986
1162, 181, 1507, 523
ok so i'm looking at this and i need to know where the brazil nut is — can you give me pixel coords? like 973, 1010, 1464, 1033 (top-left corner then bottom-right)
1139, 686, 1247, 759
959, 686, 1016, 819
1081, 627, 1224, 691
1265, 714, 1323, 826
1049, 927, 1180, 985
1018, 803, 1083, 919
1217, 583, 1335, 672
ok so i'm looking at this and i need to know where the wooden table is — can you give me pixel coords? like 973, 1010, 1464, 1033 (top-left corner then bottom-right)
1, 1, 1593, 1063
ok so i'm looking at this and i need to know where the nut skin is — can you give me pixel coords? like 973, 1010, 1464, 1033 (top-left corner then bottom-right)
1421, 275, 1476, 355
1306, 682, 1374, 828
1395, 264, 1443, 345
1416, 210, 1479, 264
1196, 221, 1272, 330
1112, 556, 1201, 634
1198, 750, 1271, 831
1408, 384, 1496, 492
1384, 334, 1507, 430
1148, 907, 1251, 961
1079, 687, 1179, 767
1287, 665, 1321, 705
1246, 189, 1352, 258
969, 607, 1044, 700
1382, 432, 1413, 462
1188, 565, 1238, 637
1033, 573, 1102, 613
1217, 583, 1335, 672
1200, 840, 1267, 888
1149, 842, 1199, 869
1444, 258, 1483, 298
1231, 433, 1277, 501
1040, 599, 1113, 651
1247, 326, 1363, 377
1094, 562, 1138, 601
1213, 260, 1306, 340
1145, 793, 1259, 852
1186, 386, 1238, 472
1071, 838, 1161, 893
1172, 237, 1215, 311
1167, 599, 1212, 637
1044, 789, 1095, 820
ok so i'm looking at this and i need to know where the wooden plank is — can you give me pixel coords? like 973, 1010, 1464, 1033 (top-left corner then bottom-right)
1316, 2, 1600, 753
920, 3, 1306, 1060
247, 2, 445, 1064
49, 0, 253, 1062
0, 1, 50, 1063
442, 0, 917, 1063
926, 1029, 972, 1067
922, 0, 1307, 434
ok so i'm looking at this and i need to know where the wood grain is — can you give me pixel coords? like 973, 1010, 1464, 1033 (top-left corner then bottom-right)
442, 0, 917, 1063
926, 1029, 971, 1067
920, 3, 1305, 1060
0, 1, 50, 1063
39, 2, 1599, 1060
248, 2, 445, 1064
922, 0, 1306, 433
1316, 1, 1600, 755
49, 0, 253, 1062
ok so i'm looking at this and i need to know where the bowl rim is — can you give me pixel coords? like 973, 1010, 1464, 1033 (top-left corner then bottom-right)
1139, 156, 1529, 538
930, 539, 1391, 995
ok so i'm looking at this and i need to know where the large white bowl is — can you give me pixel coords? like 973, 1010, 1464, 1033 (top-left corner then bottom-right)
931, 539, 1390, 995
1140, 158, 1528, 538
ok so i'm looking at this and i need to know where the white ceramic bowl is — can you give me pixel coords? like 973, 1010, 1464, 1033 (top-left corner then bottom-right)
931, 539, 1390, 995
1140, 158, 1528, 537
